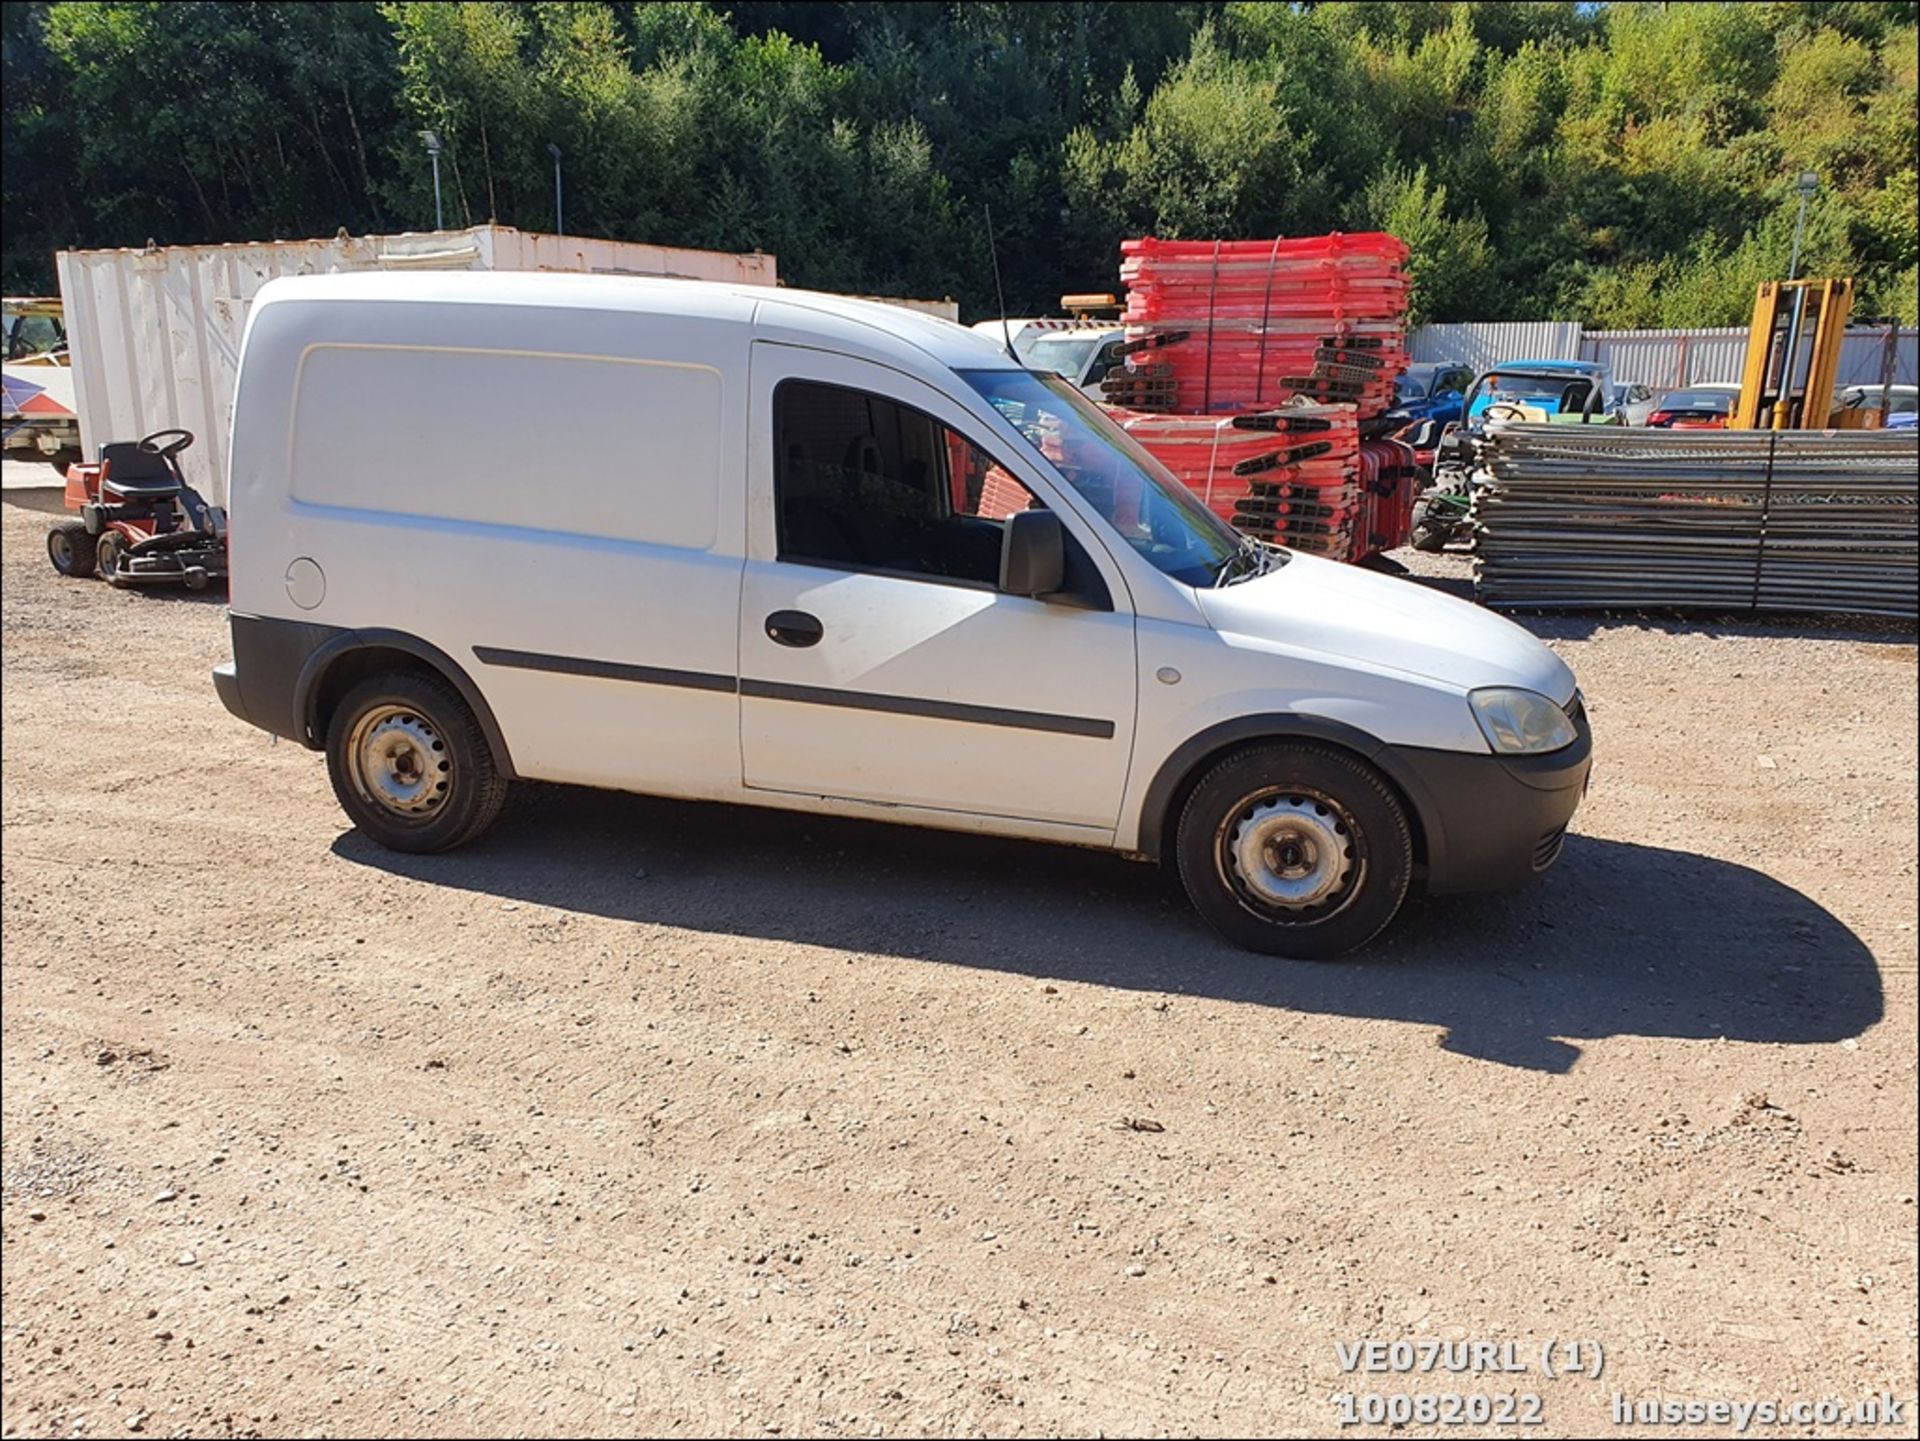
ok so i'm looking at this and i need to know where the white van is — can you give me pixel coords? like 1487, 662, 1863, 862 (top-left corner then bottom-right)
215, 273, 1590, 958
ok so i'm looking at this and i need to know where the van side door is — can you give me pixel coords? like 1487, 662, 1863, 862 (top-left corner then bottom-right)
737, 343, 1137, 837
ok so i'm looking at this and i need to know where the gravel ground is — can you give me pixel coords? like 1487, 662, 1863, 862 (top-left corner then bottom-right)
3, 494, 1915, 1439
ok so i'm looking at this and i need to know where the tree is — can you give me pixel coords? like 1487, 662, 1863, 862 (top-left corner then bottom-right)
4, 1, 1915, 327
1355, 164, 1495, 325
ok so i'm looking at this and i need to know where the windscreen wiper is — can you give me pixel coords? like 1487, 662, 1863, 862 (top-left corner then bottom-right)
1214, 535, 1265, 587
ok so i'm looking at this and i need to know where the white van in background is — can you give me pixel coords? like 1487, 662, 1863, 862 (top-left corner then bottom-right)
214, 273, 1590, 958
967, 316, 1074, 362
1021, 326, 1129, 400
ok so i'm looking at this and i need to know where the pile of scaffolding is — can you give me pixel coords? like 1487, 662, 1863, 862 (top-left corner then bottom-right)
1102, 233, 1415, 562
1473, 426, 1919, 618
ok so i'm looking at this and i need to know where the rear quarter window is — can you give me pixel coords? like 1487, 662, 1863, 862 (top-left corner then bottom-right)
288, 343, 721, 550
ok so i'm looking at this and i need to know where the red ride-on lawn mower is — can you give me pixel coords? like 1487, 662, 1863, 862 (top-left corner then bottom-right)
46, 429, 228, 590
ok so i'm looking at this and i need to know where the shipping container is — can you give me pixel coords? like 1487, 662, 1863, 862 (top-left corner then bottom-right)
55, 225, 777, 502
854, 294, 960, 322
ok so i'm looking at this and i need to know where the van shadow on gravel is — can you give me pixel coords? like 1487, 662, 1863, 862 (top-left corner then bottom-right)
332, 785, 1883, 1075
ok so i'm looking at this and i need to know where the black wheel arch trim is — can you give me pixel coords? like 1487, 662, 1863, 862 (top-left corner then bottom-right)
294, 628, 518, 779
1134, 713, 1451, 872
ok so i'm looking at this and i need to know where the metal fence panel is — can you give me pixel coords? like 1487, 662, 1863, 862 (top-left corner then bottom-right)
1836, 328, 1918, 390
1579, 329, 1749, 388
1410, 322, 1917, 397
1407, 321, 1583, 372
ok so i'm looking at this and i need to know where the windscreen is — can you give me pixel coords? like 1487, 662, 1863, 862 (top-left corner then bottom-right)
959, 368, 1247, 588
1022, 335, 1103, 383
1486, 374, 1595, 411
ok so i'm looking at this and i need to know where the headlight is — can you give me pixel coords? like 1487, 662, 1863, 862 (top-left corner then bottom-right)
1469, 687, 1577, 755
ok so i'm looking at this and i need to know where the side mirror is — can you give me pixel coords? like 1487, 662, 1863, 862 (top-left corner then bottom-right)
999, 509, 1065, 597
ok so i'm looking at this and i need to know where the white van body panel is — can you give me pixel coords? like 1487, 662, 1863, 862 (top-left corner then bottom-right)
1198, 555, 1578, 704
739, 342, 1137, 831
231, 276, 759, 798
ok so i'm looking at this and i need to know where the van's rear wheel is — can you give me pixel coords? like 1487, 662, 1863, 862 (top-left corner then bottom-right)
1175, 743, 1412, 959
325, 670, 507, 853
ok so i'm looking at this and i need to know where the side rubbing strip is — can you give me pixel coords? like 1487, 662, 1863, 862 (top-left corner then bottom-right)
473, 646, 1114, 738
741, 678, 1114, 739
473, 646, 734, 693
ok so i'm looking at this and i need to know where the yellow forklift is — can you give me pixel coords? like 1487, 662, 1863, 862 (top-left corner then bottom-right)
1729, 277, 1852, 430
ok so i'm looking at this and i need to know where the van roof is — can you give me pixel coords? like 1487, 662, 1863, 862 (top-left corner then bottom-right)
251, 271, 1020, 373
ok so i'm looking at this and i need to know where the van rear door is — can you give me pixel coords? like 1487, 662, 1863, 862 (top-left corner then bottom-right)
738, 343, 1136, 835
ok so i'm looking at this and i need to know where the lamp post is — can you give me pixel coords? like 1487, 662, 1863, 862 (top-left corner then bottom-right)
1787, 170, 1818, 280
1772, 172, 1822, 429
548, 143, 564, 237
420, 130, 445, 230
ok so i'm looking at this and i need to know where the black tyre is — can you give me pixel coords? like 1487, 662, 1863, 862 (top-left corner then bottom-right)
48, 522, 98, 578
1175, 743, 1412, 960
95, 530, 129, 585
324, 670, 507, 853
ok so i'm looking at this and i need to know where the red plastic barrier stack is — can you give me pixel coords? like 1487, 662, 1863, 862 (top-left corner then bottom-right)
1113, 404, 1364, 561
1356, 437, 1419, 561
1101, 232, 1418, 564
1113, 234, 1412, 417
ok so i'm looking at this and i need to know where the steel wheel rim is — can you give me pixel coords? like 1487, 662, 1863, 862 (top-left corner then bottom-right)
98, 538, 118, 577
346, 704, 452, 819
50, 532, 73, 567
1215, 785, 1366, 924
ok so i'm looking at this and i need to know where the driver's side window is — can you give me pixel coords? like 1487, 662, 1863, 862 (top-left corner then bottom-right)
773, 379, 1040, 587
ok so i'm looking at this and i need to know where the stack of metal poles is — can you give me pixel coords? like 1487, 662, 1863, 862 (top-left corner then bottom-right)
1471, 425, 1919, 618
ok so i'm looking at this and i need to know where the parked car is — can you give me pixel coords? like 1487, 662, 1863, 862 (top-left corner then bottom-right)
1646, 384, 1741, 429
1464, 359, 1620, 425
1, 296, 80, 459
1611, 381, 1658, 426
213, 273, 1590, 960
1833, 382, 1918, 427
1383, 362, 1475, 427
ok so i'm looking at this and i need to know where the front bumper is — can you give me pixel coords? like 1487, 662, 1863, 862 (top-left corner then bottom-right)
1387, 703, 1593, 894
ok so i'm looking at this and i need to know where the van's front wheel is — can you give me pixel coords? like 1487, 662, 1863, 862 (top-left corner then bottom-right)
1175, 743, 1412, 959
325, 671, 507, 853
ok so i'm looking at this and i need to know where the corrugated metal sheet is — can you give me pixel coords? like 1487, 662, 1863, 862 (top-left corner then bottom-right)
1582, 326, 1917, 390
1580, 328, 1747, 387
1835, 328, 1918, 389
55, 226, 777, 503
1410, 320, 1918, 396
1407, 321, 1583, 373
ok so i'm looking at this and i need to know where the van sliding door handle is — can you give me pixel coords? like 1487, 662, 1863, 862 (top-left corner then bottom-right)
764, 610, 824, 648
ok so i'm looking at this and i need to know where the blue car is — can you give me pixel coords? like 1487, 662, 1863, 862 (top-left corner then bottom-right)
1464, 359, 1620, 425
1384, 362, 1475, 426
